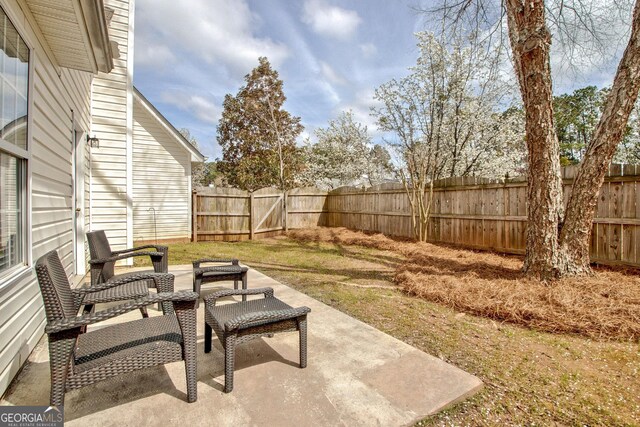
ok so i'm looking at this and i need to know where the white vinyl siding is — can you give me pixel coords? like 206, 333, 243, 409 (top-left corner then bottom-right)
0, 0, 92, 396
88, 0, 131, 250
132, 103, 191, 242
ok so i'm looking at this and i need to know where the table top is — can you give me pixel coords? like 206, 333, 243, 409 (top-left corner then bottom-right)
194, 264, 248, 276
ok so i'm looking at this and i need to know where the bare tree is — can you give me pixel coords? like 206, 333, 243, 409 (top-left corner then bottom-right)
427, 0, 640, 278
179, 128, 208, 188
372, 68, 444, 242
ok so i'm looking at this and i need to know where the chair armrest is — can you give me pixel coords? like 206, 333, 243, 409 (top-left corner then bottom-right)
73, 272, 168, 294
79, 272, 173, 294
204, 287, 273, 305
45, 291, 198, 334
224, 306, 311, 332
112, 245, 168, 255
89, 251, 164, 265
192, 258, 239, 268
101, 272, 173, 288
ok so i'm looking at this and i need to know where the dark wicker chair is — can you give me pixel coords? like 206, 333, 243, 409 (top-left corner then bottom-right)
193, 258, 249, 303
35, 250, 198, 406
204, 287, 310, 392
87, 230, 170, 315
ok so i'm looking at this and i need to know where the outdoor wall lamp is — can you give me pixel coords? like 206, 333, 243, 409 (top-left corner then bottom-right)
87, 135, 100, 148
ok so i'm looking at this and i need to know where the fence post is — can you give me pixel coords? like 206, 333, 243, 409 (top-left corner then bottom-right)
283, 190, 288, 232
249, 192, 255, 240
192, 190, 198, 243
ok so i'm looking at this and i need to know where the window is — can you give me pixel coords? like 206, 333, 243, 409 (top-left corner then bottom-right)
0, 6, 28, 276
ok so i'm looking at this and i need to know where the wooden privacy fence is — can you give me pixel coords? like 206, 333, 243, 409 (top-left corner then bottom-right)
325, 164, 640, 267
192, 187, 328, 241
192, 164, 640, 267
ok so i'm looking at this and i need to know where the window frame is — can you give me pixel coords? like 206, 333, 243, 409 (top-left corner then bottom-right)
0, 3, 33, 284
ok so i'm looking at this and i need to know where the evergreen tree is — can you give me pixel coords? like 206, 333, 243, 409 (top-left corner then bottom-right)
217, 57, 304, 191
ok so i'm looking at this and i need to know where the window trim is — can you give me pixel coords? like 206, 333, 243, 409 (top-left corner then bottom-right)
0, 2, 33, 283
0, 139, 29, 159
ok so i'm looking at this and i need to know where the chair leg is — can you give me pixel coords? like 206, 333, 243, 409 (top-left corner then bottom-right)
241, 272, 248, 302
184, 342, 198, 403
49, 367, 67, 408
48, 332, 78, 407
139, 306, 149, 318
224, 334, 237, 393
193, 277, 201, 309
204, 323, 212, 353
299, 316, 308, 369
174, 301, 198, 402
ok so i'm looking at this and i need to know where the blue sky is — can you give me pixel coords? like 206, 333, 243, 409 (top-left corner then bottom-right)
132, 0, 628, 160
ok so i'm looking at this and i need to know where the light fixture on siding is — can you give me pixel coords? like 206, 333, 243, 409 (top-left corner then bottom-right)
87, 135, 100, 148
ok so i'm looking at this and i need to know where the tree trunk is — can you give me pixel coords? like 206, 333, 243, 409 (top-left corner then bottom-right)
506, 0, 565, 279
560, 0, 640, 273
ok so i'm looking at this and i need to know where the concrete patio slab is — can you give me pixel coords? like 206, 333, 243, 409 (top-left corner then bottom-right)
1, 265, 482, 426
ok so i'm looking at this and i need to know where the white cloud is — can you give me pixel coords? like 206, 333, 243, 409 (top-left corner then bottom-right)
302, 0, 361, 40
359, 43, 377, 58
335, 88, 383, 136
319, 81, 341, 105
160, 91, 221, 125
319, 61, 346, 85
136, 0, 290, 74
135, 41, 175, 68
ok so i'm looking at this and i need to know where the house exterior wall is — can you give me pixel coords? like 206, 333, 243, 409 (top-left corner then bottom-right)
0, 0, 93, 395
132, 102, 192, 243
88, 0, 133, 252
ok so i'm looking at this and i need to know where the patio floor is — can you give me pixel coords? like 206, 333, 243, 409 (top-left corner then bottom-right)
1, 265, 482, 426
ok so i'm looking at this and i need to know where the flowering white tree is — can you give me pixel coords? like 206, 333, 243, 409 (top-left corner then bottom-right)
302, 111, 392, 189
454, 106, 527, 178
372, 32, 524, 241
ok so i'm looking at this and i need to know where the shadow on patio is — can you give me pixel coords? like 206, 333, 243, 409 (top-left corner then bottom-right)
1, 266, 482, 426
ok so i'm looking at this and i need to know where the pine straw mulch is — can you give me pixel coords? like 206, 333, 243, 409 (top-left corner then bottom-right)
287, 227, 640, 342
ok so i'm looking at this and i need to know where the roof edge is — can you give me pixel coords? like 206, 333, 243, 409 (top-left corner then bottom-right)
133, 87, 206, 162
77, 0, 114, 73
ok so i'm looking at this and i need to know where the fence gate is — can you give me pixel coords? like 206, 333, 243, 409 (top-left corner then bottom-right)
192, 187, 287, 242
250, 188, 284, 239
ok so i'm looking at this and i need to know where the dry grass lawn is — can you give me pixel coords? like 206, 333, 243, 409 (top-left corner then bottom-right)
135, 228, 640, 426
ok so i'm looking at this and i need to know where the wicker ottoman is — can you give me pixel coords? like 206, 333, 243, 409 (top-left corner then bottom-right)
204, 287, 311, 393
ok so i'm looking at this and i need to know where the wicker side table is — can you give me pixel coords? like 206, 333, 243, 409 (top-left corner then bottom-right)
193, 258, 249, 303
204, 287, 311, 393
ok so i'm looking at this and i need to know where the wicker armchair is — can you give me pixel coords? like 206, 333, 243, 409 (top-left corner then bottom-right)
35, 250, 198, 406
87, 230, 170, 315
204, 287, 310, 392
